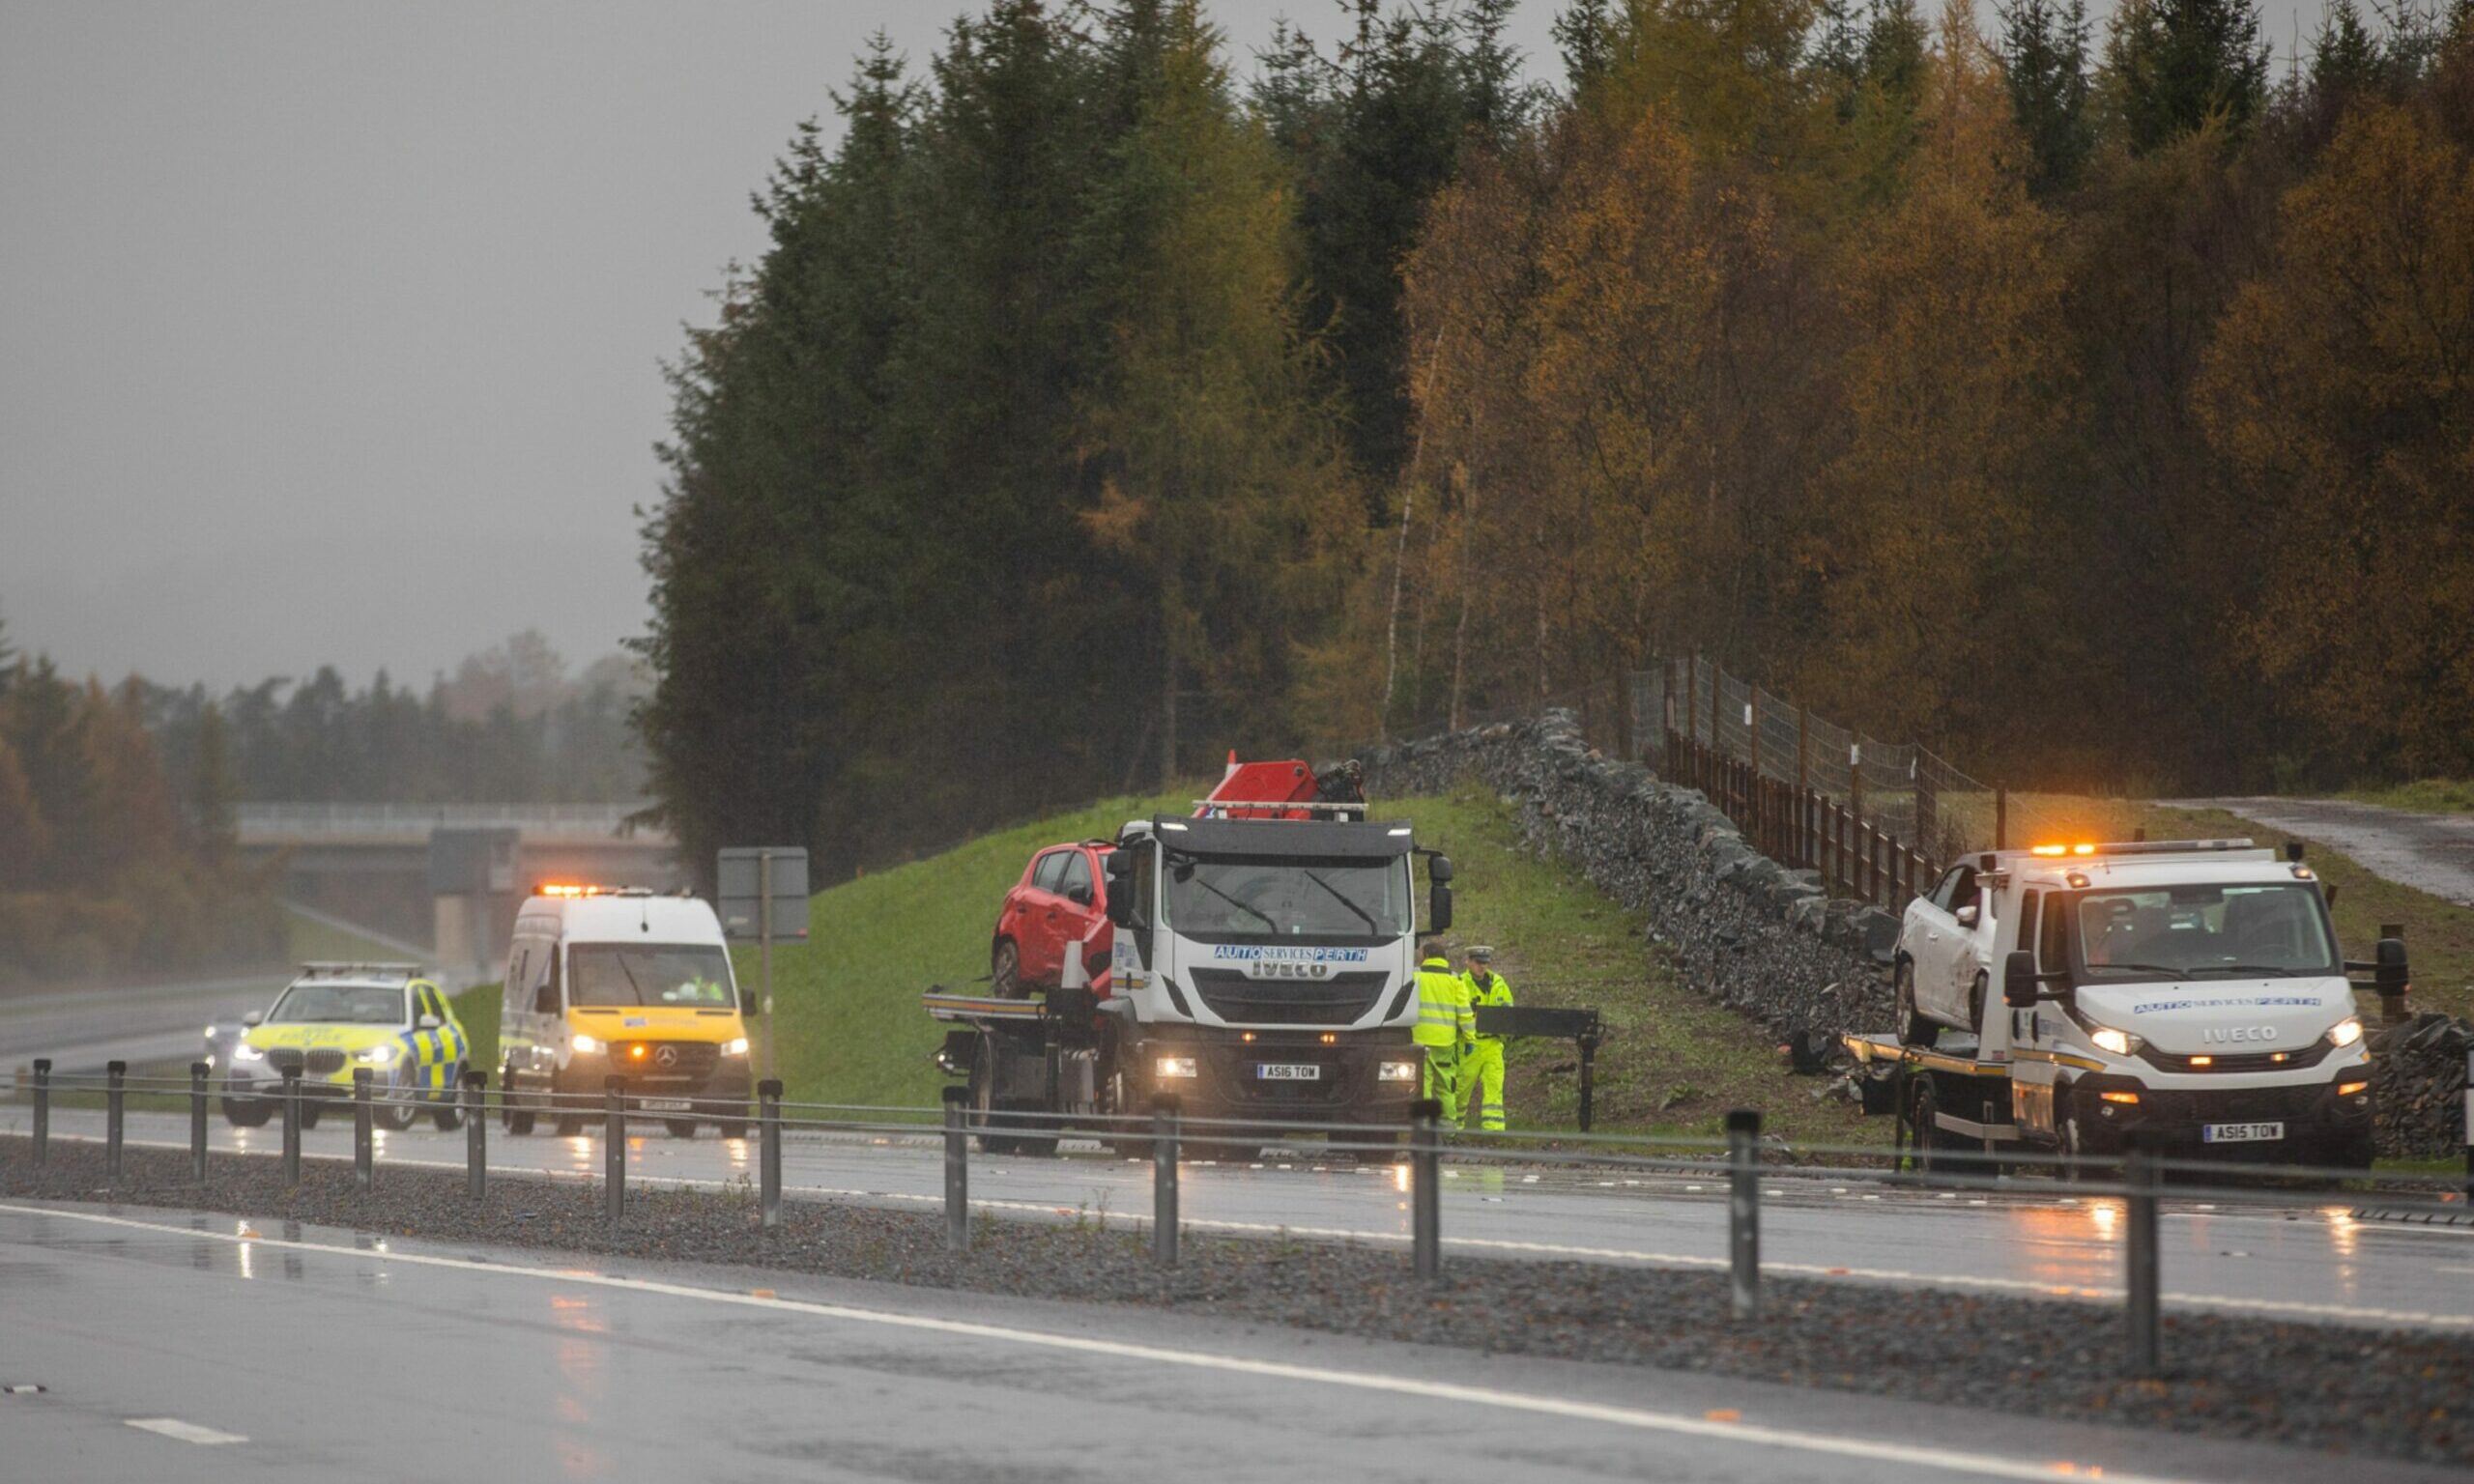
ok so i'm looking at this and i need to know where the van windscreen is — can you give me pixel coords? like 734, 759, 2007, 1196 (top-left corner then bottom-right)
568, 944, 734, 1007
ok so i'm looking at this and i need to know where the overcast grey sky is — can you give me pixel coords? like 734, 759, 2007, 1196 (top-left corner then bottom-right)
0, 1, 1568, 693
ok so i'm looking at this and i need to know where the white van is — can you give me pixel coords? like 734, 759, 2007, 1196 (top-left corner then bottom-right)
496, 887, 755, 1138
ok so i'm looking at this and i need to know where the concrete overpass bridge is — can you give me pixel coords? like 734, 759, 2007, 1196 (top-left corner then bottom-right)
238, 804, 681, 986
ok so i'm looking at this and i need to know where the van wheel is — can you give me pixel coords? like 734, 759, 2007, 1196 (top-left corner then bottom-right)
1895, 960, 1939, 1048
991, 939, 1024, 999
503, 1066, 535, 1135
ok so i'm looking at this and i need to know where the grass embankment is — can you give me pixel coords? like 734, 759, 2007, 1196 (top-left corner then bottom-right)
282, 909, 417, 967
714, 782, 1878, 1144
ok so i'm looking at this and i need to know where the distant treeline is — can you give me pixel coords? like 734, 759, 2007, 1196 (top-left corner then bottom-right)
640, 0, 2474, 875
0, 627, 280, 985
136, 631, 647, 806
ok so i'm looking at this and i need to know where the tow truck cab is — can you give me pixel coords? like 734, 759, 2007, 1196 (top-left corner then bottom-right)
1890, 840, 2388, 1167
1099, 810, 1447, 1128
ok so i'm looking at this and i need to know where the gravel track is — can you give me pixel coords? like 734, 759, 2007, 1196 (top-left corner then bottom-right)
4, 1136, 2466, 1468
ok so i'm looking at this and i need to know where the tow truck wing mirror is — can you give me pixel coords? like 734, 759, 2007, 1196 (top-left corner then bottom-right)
2002, 950, 2040, 1010
1427, 854, 1454, 884
1429, 883, 1454, 933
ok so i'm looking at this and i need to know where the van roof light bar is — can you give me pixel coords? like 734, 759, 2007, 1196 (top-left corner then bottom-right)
298, 961, 424, 979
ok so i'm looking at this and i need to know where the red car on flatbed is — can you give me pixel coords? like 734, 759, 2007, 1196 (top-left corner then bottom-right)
991, 839, 1116, 996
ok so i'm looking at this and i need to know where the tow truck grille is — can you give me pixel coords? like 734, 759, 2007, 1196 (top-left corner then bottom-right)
1189, 970, 1388, 1026
2138, 1042, 2329, 1074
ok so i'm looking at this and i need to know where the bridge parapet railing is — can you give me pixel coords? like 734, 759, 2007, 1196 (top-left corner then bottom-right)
236, 802, 664, 842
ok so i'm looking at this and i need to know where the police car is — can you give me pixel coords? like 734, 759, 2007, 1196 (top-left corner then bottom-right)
222, 963, 471, 1131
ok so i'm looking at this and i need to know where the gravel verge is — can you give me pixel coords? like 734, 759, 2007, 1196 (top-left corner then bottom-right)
4, 1136, 2465, 1467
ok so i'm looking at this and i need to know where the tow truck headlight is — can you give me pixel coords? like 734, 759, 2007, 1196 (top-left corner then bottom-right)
1378, 1060, 1419, 1082
722, 1037, 750, 1056
357, 1043, 398, 1065
571, 1033, 601, 1055
2089, 1025, 2143, 1057
1156, 1056, 1198, 1079
2326, 1017, 2363, 1048
232, 1043, 265, 1064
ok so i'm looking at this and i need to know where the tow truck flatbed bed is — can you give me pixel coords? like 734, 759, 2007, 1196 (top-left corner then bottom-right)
1842, 1032, 2008, 1080
924, 990, 1048, 1023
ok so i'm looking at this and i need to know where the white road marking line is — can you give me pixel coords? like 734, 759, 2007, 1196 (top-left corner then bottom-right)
36, 1134, 2474, 1327
126, 1417, 247, 1445
8, 1203, 2209, 1484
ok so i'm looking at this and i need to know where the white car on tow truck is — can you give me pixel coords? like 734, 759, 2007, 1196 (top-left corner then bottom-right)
1856, 839, 2397, 1170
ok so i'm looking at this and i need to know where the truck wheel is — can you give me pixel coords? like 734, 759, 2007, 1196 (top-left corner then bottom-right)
991, 939, 1024, 999
1907, 1075, 1945, 1175
555, 1115, 587, 1137
1895, 960, 1940, 1048
720, 1121, 750, 1140
2058, 1113, 2087, 1182
664, 1119, 699, 1138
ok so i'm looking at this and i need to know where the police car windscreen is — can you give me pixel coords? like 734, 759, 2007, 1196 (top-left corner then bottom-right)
270, 985, 404, 1024
569, 944, 734, 1007
2076, 883, 2336, 977
1163, 855, 1411, 937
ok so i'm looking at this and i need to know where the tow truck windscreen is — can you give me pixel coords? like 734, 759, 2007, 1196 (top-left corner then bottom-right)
568, 945, 735, 1006
269, 985, 405, 1024
2076, 883, 2337, 977
1164, 855, 1412, 937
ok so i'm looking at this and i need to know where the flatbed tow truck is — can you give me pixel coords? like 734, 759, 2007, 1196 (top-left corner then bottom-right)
1846, 838, 2403, 1174
925, 757, 1454, 1156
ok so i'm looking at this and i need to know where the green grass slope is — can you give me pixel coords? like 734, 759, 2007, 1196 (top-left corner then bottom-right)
741, 782, 1880, 1143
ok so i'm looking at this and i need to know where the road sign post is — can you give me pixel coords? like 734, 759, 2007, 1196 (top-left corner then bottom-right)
720, 846, 809, 1092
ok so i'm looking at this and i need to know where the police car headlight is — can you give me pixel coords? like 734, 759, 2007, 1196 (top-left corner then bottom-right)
722, 1037, 750, 1056
1156, 1056, 1198, 1079
2089, 1026, 2143, 1057
1378, 1061, 1419, 1082
232, 1043, 265, 1064
571, 1033, 601, 1055
357, 1043, 399, 1065
2326, 1017, 2363, 1048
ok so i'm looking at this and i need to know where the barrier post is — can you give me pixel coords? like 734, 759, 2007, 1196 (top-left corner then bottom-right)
353, 1069, 374, 1190
106, 1060, 126, 1186
604, 1076, 625, 1228
189, 1061, 210, 1184
462, 1071, 485, 1202
2125, 1131, 2162, 1378
759, 1078, 783, 1230
1727, 1108, 1762, 1321
941, 1085, 970, 1254
2461, 1044, 2470, 1204
1411, 1098, 1442, 1282
280, 1068, 302, 1187
31, 1058, 48, 1165
1152, 1095, 1181, 1270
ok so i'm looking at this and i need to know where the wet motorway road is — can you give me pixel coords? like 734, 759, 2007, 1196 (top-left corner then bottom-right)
18, 1107, 2471, 1331
3, 1200, 2460, 1484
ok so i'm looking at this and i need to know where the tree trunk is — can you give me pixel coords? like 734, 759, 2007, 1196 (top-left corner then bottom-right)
1450, 471, 1477, 732
1160, 568, 1179, 792
1381, 484, 1413, 741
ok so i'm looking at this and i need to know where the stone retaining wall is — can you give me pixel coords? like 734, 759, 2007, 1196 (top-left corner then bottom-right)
1353, 709, 2472, 1160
